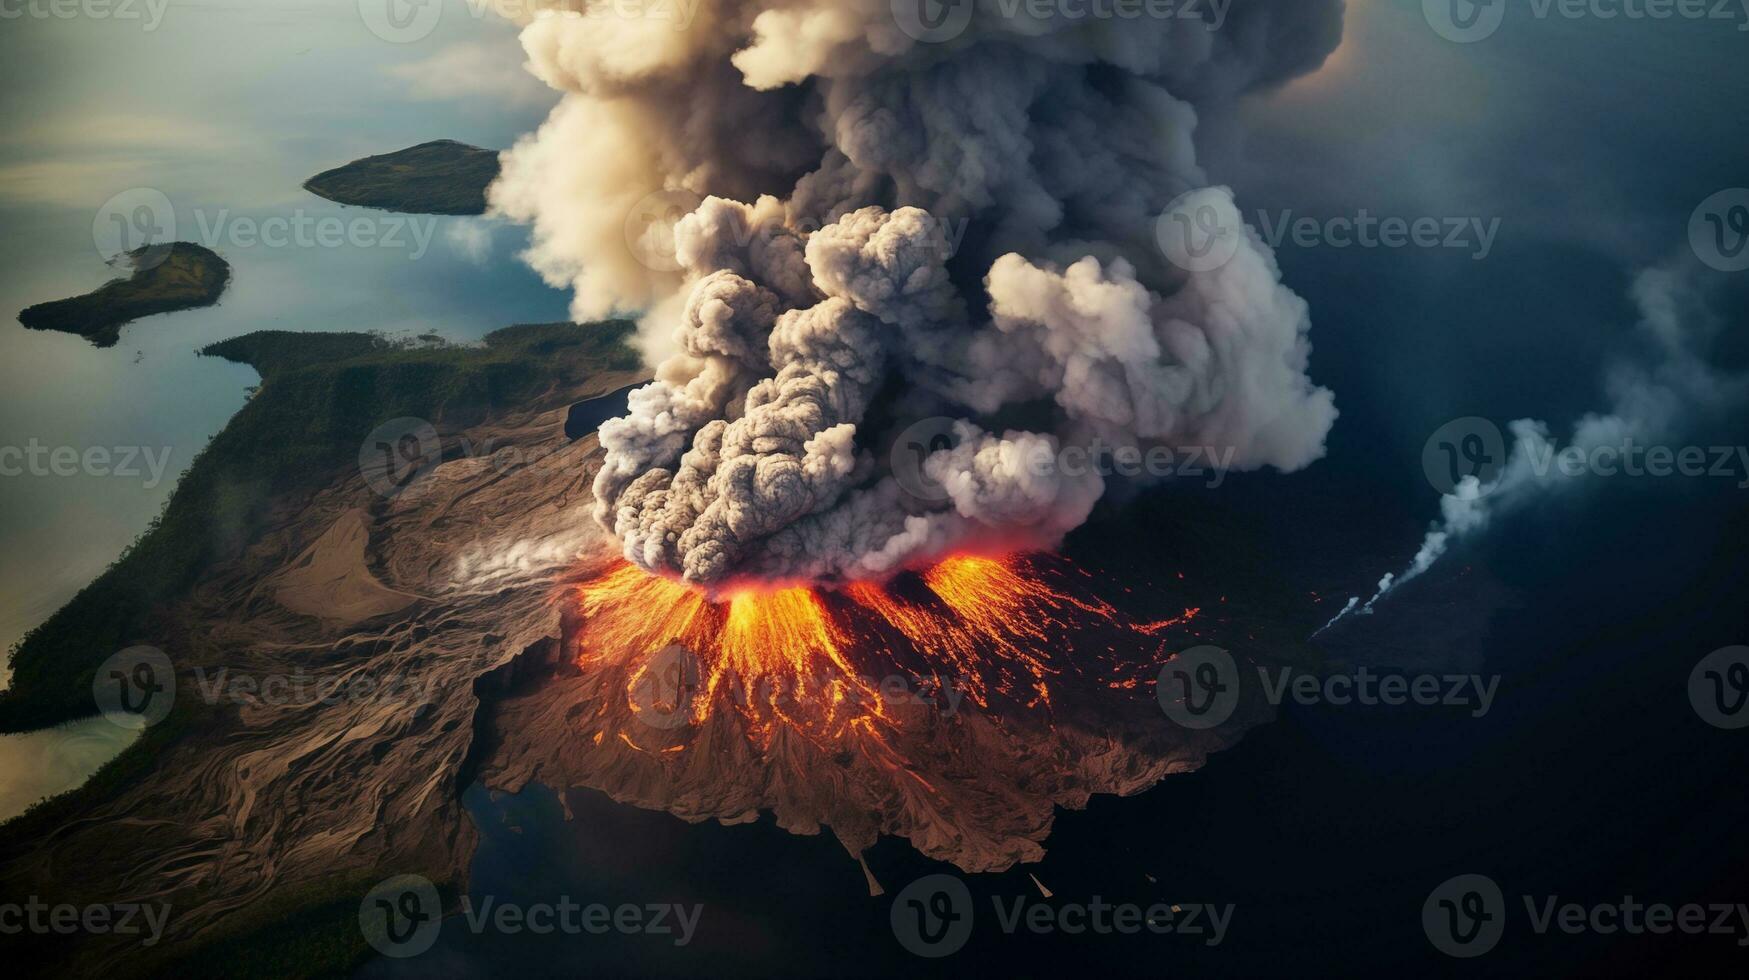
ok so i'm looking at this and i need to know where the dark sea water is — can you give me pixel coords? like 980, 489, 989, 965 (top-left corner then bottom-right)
566, 385, 640, 440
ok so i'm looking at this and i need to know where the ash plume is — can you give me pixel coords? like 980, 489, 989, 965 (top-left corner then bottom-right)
489, 0, 1345, 586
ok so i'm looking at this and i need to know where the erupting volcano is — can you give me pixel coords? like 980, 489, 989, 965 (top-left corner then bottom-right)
469, 0, 1346, 869
0, 5, 1353, 962
472, 548, 1261, 877
577, 552, 1203, 724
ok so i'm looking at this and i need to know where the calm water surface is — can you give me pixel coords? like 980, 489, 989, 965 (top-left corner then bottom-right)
0, 0, 565, 816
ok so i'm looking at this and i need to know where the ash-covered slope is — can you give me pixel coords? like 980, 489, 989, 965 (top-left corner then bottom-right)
0, 324, 641, 976
0, 321, 1300, 976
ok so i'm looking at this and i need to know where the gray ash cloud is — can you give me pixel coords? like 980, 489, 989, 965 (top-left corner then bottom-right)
490, 0, 1346, 586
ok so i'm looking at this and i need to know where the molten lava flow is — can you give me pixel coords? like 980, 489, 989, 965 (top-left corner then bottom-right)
845, 555, 1121, 709
572, 552, 1207, 739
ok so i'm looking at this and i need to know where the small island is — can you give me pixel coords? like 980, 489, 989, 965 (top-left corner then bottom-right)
17, 242, 231, 348
302, 139, 500, 215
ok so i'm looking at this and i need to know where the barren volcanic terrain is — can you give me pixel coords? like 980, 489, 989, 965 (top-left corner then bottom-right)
0, 322, 1309, 977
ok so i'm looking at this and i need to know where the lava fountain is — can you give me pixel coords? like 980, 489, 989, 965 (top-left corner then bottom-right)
574, 553, 1203, 730
470, 551, 1261, 876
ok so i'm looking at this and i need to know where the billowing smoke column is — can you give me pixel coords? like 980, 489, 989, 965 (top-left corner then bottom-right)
490, 0, 1345, 587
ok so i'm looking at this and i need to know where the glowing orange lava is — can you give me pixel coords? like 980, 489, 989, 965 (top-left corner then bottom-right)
573, 552, 1206, 740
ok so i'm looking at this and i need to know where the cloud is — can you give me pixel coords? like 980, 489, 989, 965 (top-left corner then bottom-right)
489, 0, 1347, 587
385, 41, 556, 109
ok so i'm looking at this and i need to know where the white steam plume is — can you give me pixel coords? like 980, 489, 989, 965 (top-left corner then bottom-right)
488, 0, 1346, 587
1319, 255, 1749, 635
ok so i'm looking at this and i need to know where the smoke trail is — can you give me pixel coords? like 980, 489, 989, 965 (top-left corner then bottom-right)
1318, 254, 1748, 635
489, 0, 1346, 586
